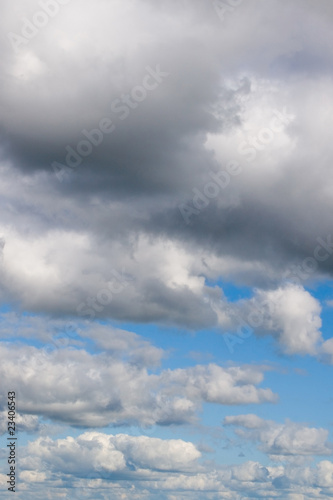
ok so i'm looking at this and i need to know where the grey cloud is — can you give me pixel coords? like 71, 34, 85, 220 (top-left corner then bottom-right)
0, 1, 332, 345
1, 1, 333, 499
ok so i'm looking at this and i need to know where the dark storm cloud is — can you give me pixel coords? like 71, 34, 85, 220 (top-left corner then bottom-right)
0, 0, 333, 328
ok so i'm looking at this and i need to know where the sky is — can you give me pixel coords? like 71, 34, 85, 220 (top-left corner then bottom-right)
1, 0, 333, 498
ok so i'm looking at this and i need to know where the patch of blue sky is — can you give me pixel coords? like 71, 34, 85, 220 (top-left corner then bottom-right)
205, 277, 254, 302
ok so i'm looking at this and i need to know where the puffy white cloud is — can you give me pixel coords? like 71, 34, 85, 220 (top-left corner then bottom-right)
0, 411, 40, 435
253, 285, 323, 355
0, 223, 219, 328
19, 471, 47, 483
24, 432, 201, 475
164, 364, 277, 405
0, 344, 276, 428
14, 429, 333, 500
107, 434, 201, 471
223, 284, 324, 356
231, 460, 269, 482
224, 414, 332, 457
316, 460, 333, 488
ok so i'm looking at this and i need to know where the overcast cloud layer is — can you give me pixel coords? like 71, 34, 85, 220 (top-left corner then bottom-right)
1, 0, 333, 498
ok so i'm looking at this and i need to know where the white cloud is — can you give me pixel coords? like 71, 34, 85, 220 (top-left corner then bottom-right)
14, 429, 333, 500
224, 413, 268, 429
164, 364, 277, 405
231, 460, 269, 482
256, 285, 323, 355
24, 432, 201, 475
19, 471, 46, 483
0, 0, 333, 498
316, 460, 333, 488
0, 411, 40, 435
0, 344, 276, 428
226, 284, 324, 356
224, 414, 332, 457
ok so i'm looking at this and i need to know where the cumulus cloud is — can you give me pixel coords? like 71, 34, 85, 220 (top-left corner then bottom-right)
223, 414, 333, 457
1, 0, 333, 498
0, 344, 276, 428
0, 411, 40, 435
7, 430, 333, 500
0, 0, 332, 335
162, 364, 277, 405
22, 432, 201, 480
220, 284, 324, 356
249, 285, 323, 355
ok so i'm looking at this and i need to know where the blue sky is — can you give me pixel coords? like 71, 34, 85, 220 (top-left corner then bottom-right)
1, 0, 333, 499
